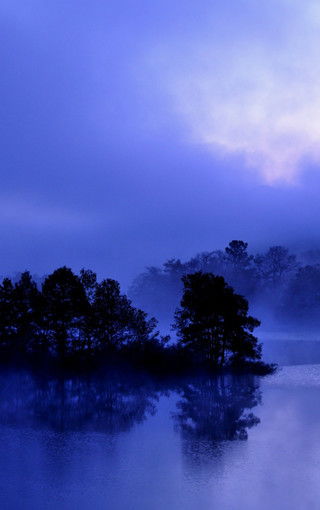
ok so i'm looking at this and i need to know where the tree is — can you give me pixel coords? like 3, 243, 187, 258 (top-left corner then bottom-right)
79, 269, 98, 304
0, 278, 16, 354
254, 246, 298, 286
129, 241, 260, 328
173, 272, 261, 367
224, 240, 257, 297
90, 278, 159, 352
42, 267, 88, 358
13, 271, 42, 353
225, 240, 252, 269
89, 278, 129, 351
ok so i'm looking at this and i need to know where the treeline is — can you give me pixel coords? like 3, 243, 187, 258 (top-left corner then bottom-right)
129, 240, 320, 329
0, 267, 168, 368
0, 266, 272, 374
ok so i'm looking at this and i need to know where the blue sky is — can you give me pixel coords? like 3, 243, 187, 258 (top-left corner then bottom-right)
1, 0, 320, 286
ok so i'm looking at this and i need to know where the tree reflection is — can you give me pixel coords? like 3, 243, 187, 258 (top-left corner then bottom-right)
0, 371, 160, 433
173, 374, 261, 462
0, 370, 261, 450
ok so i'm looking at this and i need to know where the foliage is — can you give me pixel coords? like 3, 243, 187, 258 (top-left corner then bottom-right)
254, 246, 298, 286
0, 267, 161, 365
173, 272, 261, 368
129, 239, 320, 328
0, 265, 272, 374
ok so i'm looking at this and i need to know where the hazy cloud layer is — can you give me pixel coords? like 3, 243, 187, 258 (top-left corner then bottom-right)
150, 0, 320, 182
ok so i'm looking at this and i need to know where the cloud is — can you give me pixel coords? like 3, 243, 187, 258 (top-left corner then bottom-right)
148, 0, 320, 183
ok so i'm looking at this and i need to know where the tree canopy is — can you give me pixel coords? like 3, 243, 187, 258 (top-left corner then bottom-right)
173, 272, 261, 368
129, 239, 320, 331
0, 265, 272, 374
0, 267, 162, 365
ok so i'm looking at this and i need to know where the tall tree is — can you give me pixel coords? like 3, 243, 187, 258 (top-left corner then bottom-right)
42, 267, 88, 358
173, 272, 261, 367
13, 271, 42, 353
225, 240, 252, 269
254, 246, 298, 286
90, 279, 132, 351
0, 278, 16, 354
90, 278, 159, 352
79, 269, 98, 304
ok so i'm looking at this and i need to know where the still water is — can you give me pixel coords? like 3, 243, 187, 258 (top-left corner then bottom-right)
0, 365, 319, 510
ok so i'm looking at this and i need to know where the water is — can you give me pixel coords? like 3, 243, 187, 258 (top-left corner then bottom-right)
0, 365, 320, 510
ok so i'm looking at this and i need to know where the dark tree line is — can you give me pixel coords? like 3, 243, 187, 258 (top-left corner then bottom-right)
129, 240, 320, 329
0, 267, 165, 365
0, 266, 271, 373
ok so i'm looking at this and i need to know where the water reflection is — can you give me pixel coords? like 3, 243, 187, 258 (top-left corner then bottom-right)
172, 374, 261, 468
2, 367, 320, 510
0, 371, 160, 433
175, 375, 261, 441
0, 370, 261, 443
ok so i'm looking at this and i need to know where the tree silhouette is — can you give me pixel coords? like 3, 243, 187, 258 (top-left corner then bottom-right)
42, 267, 88, 358
255, 245, 298, 286
0, 263, 271, 373
173, 272, 261, 367
13, 271, 42, 353
89, 278, 131, 351
0, 278, 16, 354
79, 268, 98, 304
129, 240, 260, 326
225, 240, 252, 269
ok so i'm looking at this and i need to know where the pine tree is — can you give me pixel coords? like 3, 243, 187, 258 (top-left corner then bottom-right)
173, 272, 261, 367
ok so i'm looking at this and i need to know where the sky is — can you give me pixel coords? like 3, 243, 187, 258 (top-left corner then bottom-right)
1, 0, 320, 287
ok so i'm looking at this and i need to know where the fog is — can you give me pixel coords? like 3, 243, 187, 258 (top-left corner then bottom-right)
128, 240, 320, 365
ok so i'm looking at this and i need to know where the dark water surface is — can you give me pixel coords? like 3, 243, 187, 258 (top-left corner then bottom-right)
0, 365, 319, 510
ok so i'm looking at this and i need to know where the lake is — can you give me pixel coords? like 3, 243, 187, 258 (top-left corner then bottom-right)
0, 363, 319, 510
